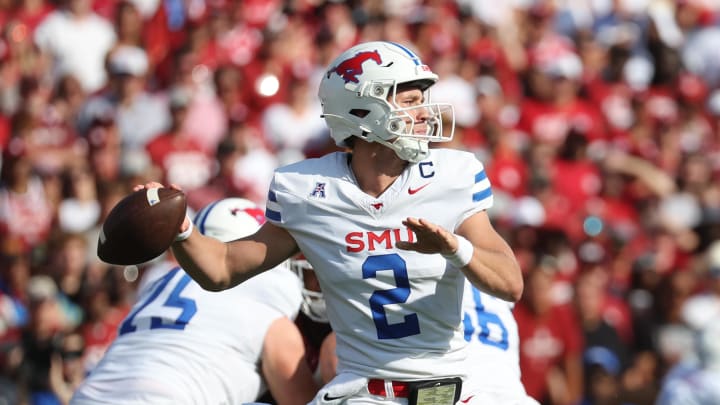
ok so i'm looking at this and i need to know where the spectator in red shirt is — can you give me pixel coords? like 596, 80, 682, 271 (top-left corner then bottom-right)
145, 86, 213, 192
78, 271, 128, 374
517, 48, 607, 148
515, 258, 584, 405
553, 129, 602, 207
12, 0, 55, 35
0, 142, 54, 254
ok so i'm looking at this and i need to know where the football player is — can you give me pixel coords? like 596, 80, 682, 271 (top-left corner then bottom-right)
258, 254, 336, 405
288, 259, 537, 404
462, 281, 539, 404
70, 198, 317, 405
140, 41, 522, 404
656, 318, 720, 405
290, 254, 336, 384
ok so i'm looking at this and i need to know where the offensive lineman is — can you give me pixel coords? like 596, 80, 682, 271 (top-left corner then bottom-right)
70, 198, 317, 405
462, 282, 539, 404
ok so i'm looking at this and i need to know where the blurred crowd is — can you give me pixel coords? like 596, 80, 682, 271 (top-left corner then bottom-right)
1, 0, 720, 404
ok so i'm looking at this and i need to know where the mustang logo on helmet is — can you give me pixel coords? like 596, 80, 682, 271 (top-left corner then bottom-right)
327, 50, 382, 84
230, 207, 265, 224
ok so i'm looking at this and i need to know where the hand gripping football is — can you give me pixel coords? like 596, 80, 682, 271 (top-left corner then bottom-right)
97, 187, 187, 265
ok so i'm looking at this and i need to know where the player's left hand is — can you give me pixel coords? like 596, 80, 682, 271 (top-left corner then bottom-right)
396, 217, 458, 255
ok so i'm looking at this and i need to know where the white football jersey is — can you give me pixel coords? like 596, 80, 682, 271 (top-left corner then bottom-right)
657, 367, 720, 405
462, 281, 533, 401
71, 264, 302, 405
265, 148, 493, 380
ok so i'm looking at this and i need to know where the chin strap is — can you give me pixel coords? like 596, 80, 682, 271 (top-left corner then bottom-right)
385, 137, 429, 163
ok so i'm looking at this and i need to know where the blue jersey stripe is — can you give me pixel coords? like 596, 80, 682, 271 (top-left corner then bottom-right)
268, 190, 277, 202
473, 187, 493, 202
193, 199, 222, 235
462, 313, 473, 342
265, 208, 281, 222
475, 170, 487, 183
388, 42, 420, 65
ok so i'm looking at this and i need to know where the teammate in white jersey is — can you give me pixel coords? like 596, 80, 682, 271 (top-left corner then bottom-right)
656, 317, 720, 405
140, 41, 523, 405
290, 254, 336, 384
70, 198, 318, 405
462, 281, 539, 405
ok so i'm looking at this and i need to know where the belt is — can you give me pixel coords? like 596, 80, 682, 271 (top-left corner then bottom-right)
367, 379, 410, 398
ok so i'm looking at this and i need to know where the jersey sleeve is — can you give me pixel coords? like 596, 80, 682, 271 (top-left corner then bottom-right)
265, 173, 285, 226
264, 168, 306, 230
263, 155, 339, 229
456, 153, 494, 225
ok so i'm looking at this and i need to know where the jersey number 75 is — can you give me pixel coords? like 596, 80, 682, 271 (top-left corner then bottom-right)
119, 268, 198, 335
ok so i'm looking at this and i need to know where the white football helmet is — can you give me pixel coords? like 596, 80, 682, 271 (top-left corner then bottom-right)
318, 41, 455, 163
289, 254, 327, 323
193, 198, 266, 242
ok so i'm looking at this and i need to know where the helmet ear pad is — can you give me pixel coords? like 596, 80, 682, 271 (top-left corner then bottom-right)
387, 117, 407, 134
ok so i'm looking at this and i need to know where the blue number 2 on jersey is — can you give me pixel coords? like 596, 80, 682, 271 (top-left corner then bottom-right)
463, 287, 509, 350
362, 254, 420, 339
119, 268, 198, 335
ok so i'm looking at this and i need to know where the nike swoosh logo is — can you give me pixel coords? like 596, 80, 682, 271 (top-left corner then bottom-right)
460, 395, 475, 404
323, 393, 345, 401
408, 183, 430, 195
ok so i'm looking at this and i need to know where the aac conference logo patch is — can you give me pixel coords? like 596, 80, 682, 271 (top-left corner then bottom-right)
310, 182, 326, 198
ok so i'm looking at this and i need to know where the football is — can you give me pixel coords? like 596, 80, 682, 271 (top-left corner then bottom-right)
97, 187, 187, 266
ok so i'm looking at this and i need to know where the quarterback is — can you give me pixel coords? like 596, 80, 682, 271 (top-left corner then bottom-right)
143, 41, 523, 404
